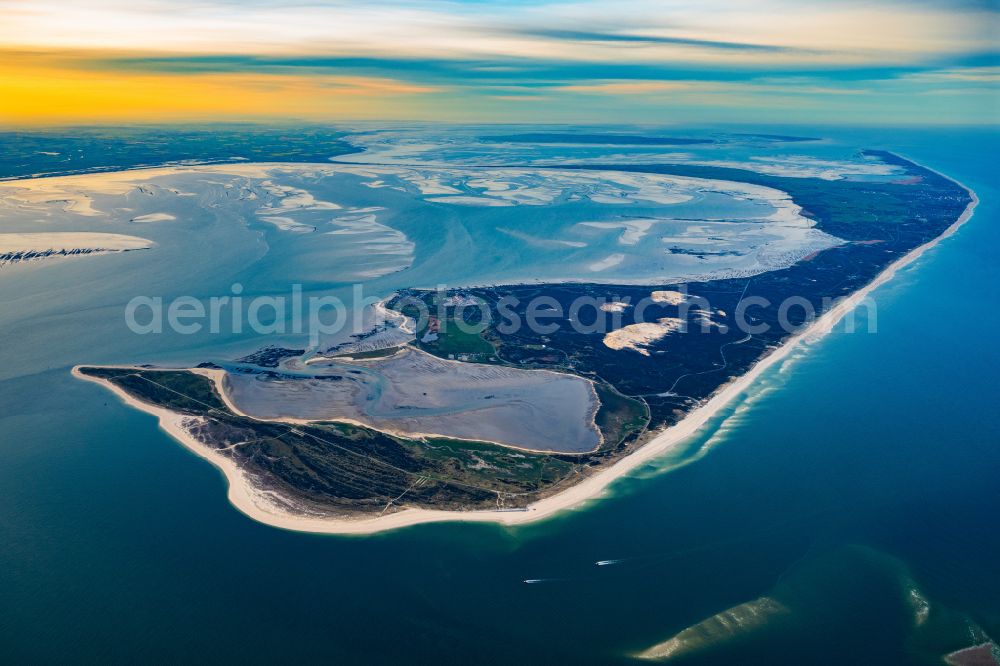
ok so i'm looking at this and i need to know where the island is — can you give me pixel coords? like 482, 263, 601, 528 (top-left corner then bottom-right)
73, 150, 976, 534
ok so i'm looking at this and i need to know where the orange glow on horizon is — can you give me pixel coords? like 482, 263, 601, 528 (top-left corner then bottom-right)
0, 53, 442, 125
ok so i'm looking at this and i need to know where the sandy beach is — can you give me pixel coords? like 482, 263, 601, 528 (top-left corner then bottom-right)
71, 167, 978, 536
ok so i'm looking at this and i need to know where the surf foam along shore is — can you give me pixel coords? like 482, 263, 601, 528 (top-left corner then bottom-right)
72, 168, 978, 536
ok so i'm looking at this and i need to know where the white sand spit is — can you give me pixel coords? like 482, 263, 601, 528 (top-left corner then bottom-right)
130, 213, 176, 223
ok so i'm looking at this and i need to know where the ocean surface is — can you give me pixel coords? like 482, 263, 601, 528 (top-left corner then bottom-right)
0, 126, 997, 664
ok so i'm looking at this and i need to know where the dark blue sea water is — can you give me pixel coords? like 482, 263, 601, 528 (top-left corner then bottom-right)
0, 127, 997, 664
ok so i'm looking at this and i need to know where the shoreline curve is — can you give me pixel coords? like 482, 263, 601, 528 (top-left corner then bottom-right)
72, 166, 979, 536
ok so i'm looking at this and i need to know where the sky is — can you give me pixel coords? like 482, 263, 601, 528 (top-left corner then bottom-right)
0, 0, 997, 126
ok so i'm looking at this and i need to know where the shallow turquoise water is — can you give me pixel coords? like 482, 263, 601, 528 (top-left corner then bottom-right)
0, 127, 997, 664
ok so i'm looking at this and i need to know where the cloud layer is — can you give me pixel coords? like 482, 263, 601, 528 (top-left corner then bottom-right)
0, 0, 996, 124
